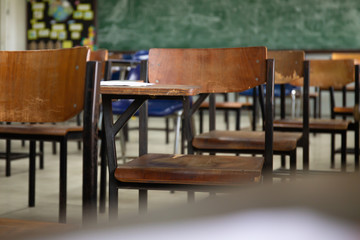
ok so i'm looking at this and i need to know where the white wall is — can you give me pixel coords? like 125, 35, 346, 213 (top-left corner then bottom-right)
0, 0, 26, 50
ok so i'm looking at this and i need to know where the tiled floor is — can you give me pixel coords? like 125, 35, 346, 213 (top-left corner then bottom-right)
0, 109, 356, 226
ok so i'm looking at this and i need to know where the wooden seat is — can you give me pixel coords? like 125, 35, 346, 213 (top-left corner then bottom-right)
275, 59, 358, 171
274, 118, 350, 131
193, 50, 306, 173
0, 218, 77, 239
115, 154, 263, 185
193, 130, 302, 152
200, 101, 252, 109
333, 107, 354, 115
0, 124, 83, 136
0, 47, 101, 223
104, 47, 274, 219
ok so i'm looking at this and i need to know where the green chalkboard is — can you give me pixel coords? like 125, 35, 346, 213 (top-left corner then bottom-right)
97, 0, 360, 51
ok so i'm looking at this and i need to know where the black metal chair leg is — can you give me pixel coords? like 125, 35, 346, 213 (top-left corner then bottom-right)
281, 155, 286, 168
6, 139, 11, 177
355, 123, 359, 171
139, 190, 148, 214
199, 109, 204, 134
236, 109, 241, 130
341, 131, 347, 172
59, 138, 67, 223
99, 137, 107, 213
109, 180, 119, 220
313, 96, 317, 119
165, 117, 169, 144
290, 150, 296, 175
331, 133, 335, 168
39, 141, 44, 169
181, 118, 185, 154
29, 141, 36, 207
52, 141, 57, 155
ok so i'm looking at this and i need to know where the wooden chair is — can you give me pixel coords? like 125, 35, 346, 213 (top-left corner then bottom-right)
316, 53, 360, 119
192, 50, 305, 174
104, 47, 274, 219
0, 47, 101, 223
329, 53, 360, 170
274, 59, 357, 172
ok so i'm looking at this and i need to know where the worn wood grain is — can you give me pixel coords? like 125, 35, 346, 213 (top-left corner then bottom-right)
268, 50, 305, 84
100, 84, 200, 96
0, 47, 88, 122
292, 59, 355, 88
148, 47, 267, 93
115, 153, 263, 185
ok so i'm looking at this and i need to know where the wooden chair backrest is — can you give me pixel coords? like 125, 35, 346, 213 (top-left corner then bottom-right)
0, 47, 88, 123
268, 50, 304, 84
291, 59, 355, 88
332, 52, 360, 64
148, 47, 267, 93
89, 49, 108, 78
89, 49, 108, 62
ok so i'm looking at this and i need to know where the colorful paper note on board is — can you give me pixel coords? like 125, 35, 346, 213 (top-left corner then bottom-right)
26, 0, 96, 50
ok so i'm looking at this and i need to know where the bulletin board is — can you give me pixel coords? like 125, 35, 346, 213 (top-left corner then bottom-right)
27, 0, 97, 50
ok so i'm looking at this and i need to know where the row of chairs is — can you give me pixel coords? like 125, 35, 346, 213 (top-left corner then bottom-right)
103, 48, 360, 220
1, 47, 359, 224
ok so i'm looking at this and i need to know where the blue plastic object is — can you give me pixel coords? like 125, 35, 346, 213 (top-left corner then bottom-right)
112, 99, 184, 116
111, 50, 184, 116
239, 84, 300, 97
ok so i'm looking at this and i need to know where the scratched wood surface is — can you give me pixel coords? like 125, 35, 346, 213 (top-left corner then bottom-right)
100, 84, 200, 96
0, 47, 88, 123
268, 50, 305, 84
115, 154, 263, 185
148, 47, 267, 93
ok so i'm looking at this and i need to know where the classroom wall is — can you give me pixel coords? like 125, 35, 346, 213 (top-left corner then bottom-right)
0, 0, 26, 51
